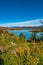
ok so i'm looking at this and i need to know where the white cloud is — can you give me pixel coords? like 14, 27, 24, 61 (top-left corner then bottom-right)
0, 18, 43, 27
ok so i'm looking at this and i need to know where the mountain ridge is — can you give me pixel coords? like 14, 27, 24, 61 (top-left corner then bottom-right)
0, 19, 43, 27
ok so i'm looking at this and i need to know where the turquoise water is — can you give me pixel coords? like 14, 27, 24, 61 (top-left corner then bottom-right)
8, 30, 43, 40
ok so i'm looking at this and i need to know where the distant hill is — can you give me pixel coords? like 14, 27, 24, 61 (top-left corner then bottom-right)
0, 25, 43, 30
0, 27, 10, 30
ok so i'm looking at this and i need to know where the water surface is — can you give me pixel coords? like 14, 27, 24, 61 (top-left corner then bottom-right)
8, 30, 43, 40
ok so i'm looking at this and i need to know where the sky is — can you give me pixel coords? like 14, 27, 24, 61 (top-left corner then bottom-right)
0, 0, 43, 26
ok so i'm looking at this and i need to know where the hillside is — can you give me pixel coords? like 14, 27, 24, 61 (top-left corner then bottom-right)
0, 25, 43, 30
0, 30, 43, 65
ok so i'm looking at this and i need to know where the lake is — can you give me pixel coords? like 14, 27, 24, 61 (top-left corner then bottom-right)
8, 30, 43, 40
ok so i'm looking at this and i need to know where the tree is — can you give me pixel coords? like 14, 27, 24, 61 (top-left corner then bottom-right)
19, 33, 26, 43
30, 29, 38, 51
40, 33, 43, 41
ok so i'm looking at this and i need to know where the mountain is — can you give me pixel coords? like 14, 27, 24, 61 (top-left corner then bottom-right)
0, 27, 10, 31
0, 19, 43, 30
0, 25, 43, 31
0, 19, 43, 27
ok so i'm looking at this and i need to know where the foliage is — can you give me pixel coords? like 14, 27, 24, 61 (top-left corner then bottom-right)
0, 31, 43, 65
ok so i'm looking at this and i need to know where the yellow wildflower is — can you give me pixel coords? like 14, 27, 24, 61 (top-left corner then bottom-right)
26, 46, 30, 55
17, 47, 24, 55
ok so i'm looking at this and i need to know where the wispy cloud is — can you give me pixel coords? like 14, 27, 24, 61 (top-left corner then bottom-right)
0, 19, 43, 27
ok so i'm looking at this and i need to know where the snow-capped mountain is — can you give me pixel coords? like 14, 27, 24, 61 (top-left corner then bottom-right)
0, 19, 43, 27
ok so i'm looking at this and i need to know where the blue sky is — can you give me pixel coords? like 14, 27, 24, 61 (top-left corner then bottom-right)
0, 0, 43, 25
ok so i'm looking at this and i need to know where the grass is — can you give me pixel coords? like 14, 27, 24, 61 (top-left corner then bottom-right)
0, 31, 43, 65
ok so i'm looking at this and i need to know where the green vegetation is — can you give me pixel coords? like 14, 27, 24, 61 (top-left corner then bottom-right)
0, 31, 43, 65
